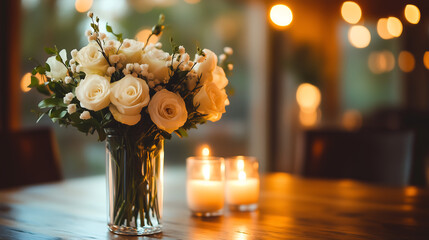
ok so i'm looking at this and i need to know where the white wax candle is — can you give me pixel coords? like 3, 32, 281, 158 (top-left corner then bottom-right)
187, 180, 224, 212
226, 178, 259, 205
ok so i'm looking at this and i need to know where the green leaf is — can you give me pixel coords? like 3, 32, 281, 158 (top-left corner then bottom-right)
49, 108, 67, 119
175, 127, 188, 138
38, 98, 66, 109
45, 47, 57, 55
28, 76, 40, 88
36, 85, 51, 96
106, 23, 123, 42
106, 23, 113, 33
36, 112, 46, 123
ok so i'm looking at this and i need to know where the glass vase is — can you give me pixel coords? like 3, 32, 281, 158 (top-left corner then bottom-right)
105, 130, 164, 235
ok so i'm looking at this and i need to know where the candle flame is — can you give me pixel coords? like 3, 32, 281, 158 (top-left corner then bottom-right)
202, 147, 210, 157
202, 164, 211, 181
238, 171, 246, 181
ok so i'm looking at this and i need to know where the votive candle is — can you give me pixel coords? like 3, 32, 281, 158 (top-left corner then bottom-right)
225, 156, 260, 211
186, 156, 225, 217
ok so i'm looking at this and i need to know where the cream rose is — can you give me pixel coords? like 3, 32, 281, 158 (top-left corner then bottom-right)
109, 75, 150, 126
75, 74, 111, 111
119, 39, 145, 64
74, 42, 109, 75
193, 82, 228, 122
148, 89, 188, 133
46, 49, 68, 81
193, 49, 218, 84
141, 44, 170, 81
211, 66, 228, 89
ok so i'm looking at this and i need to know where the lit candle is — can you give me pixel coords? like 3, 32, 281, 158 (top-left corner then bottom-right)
225, 156, 260, 211
186, 146, 225, 216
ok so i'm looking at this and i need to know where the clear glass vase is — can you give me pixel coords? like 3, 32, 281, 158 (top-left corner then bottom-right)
105, 130, 164, 235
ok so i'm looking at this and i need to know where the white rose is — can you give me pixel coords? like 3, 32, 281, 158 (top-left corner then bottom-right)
75, 74, 111, 111
67, 104, 76, 114
193, 49, 218, 84
46, 49, 68, 81
109, 75, 150, 126
63, 92, 74, 104
193, 82, 228, 122
119, 39, 144, 64
74, 42, 109, 75
148, 89, 188, 133
80, 111, 91, 120
211, 66, 228, 89
141, 44, 170, 81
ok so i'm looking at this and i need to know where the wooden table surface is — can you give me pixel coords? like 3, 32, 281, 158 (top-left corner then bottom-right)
0, 167, 429, 240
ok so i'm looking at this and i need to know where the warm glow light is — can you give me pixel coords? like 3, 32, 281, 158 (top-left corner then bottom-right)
20, 73, 43, 92
269, 4, 293, 27
135, 29, 159, 44
237, 159, 244, 171
341, 1, 362, 24
405, 186, 418, 197
238, 171, 247, 181
377, 18, 394, 40
202, 147, 210, 157
387, 17, 403, 37
398, 51, 415, 72
423, 51, 429, 70
296, 83, 321, 112
348, 25, 371, 48
404, 4, 420, 24
75, 0, 93, 13
202, 164, 211, 181
184, 0, 200, 4
299, 110, 318, 127
368, 51, 395, 74
342, 110, 362, 130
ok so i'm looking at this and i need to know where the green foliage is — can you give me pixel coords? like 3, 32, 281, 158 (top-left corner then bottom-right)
27, 13, 230, 144
106, 23, 123, 43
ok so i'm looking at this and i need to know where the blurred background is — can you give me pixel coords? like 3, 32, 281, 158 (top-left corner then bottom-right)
1, 0, 429, 186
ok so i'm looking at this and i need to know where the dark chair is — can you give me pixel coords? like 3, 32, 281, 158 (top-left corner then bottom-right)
0, 127, 62, 189
365, 108, 429, 186
302, 129, 414, 186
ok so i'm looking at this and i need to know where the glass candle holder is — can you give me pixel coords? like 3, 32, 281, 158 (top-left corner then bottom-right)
186, 157, 225, 217
225, 156, 260, 211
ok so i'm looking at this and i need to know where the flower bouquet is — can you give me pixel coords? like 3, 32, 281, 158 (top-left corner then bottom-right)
29, 12, 232, 235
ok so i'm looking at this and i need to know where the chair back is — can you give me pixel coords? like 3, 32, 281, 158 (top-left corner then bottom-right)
302, 129, 413, 186
0, 127, 62, 188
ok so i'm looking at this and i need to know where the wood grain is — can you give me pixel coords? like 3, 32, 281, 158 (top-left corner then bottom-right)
0, 168, 428, 239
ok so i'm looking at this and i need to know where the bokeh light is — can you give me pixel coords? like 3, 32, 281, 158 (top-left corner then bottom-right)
296, 83, 321, 112
20, 73, 43, 92
342, 110, 362, 130
341, 1, 362, 24
404, 4, 420, 24
368, 51, 395, 74
398, 51, 415, 72
423, 51, 429, 70
184, 0, 200, 4
387, 17, 403, 37
75, 0, 93, 13
135, 29, 159, 44
299, 110, 318, 127
269, 4, 293, 27
348, 25, 371, 48
377, 18, 394, 40
405, 186, 418, 197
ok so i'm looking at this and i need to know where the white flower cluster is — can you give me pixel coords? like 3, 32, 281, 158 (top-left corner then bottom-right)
43, 14, 232, 134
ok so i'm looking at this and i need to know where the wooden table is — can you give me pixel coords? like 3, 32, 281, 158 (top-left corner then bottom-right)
0, 167, 428, 240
